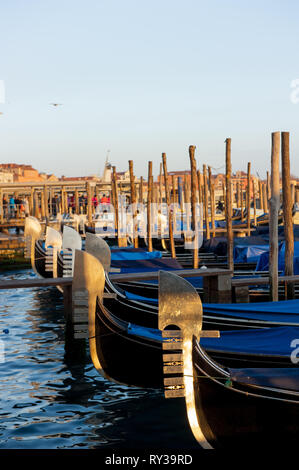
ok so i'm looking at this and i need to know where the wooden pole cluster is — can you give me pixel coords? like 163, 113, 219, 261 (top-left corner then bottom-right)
1, 135, 297, 304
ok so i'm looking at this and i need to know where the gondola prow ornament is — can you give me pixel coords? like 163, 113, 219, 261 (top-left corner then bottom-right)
158, 270, 219, 449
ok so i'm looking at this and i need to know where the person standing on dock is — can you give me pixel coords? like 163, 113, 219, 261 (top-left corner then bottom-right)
52, 194, 59, 217
100, 194, 109, 204
92, 194, 98, 209
2, 195, 8, 219
69, 194, 75, 214
217, 200, 224, 213
78, 194, 85, 213
19, 199, 25, 217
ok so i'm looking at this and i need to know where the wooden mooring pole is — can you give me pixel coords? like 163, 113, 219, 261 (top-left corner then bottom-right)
246, 162, 251, 236
129, 160, 138, 248
208, 166, 215, 237
263, 182, 268, 214
269, 132, 280, 302
281, 131, 294, 299
147, 161, 153, 252
86, 182, 92, 227
203, 165, 210, 240
162, 153, 176, 258
259, 180, 264, 213
111, 166, 119, 244
225, 138, 234, 272
253, 179, 257, 226
189, 145, 198, 269
240, 185, 244, 222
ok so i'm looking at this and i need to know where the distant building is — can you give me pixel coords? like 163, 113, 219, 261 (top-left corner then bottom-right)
157, 170, 191, 186
46, 174, 59, 182
0, 171, 13, 183
116, 170, 130, 182
59, 175, 100, 182
115, 170, 141, 184
0, 163, 58, 183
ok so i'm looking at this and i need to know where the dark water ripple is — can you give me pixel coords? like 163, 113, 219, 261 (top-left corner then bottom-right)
0, 269, 197, 449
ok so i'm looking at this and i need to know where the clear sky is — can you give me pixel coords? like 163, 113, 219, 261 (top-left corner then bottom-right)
0, 0, 299, 179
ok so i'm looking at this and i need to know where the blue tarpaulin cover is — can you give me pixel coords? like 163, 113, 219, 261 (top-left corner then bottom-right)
229, 367, 299, 391
127, 323, 299, 358
111, 257, 183, 273
124, 274, 260, 291
255, 223, 299, 241
256, 241, 299, 274
202, 236, 268, 257
202, 299, 299, 323
124, 293, 299, 325
234, 245, 269, 264
111, 248, 162, 261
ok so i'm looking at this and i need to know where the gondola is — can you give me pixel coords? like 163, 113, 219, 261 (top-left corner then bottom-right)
184, 338, 299, 447
103, 268, 299, 330
89, 259, 299, 387
88, 265, 299, 447
24, 216, 81, 280
34, 239, 54, 278
215, 207, 290, 231
35, 228, 299, 333
25, 218, 299, 332
157, 270, 299, 448
91, 293, 299, 387
83, 236, 299, 331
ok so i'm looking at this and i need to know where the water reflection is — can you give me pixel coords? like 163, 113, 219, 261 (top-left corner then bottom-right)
0, 269, 197, 449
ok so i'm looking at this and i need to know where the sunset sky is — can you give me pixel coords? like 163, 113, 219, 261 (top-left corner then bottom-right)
0, 0, 298, 178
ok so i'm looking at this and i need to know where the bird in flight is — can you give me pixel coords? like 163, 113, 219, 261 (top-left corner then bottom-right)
50, 103, 63, 107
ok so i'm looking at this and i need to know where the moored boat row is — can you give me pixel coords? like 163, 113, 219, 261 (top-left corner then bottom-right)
23, 214, 299, 448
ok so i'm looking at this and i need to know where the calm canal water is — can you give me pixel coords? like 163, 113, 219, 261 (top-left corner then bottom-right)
0, 268, 198, 451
